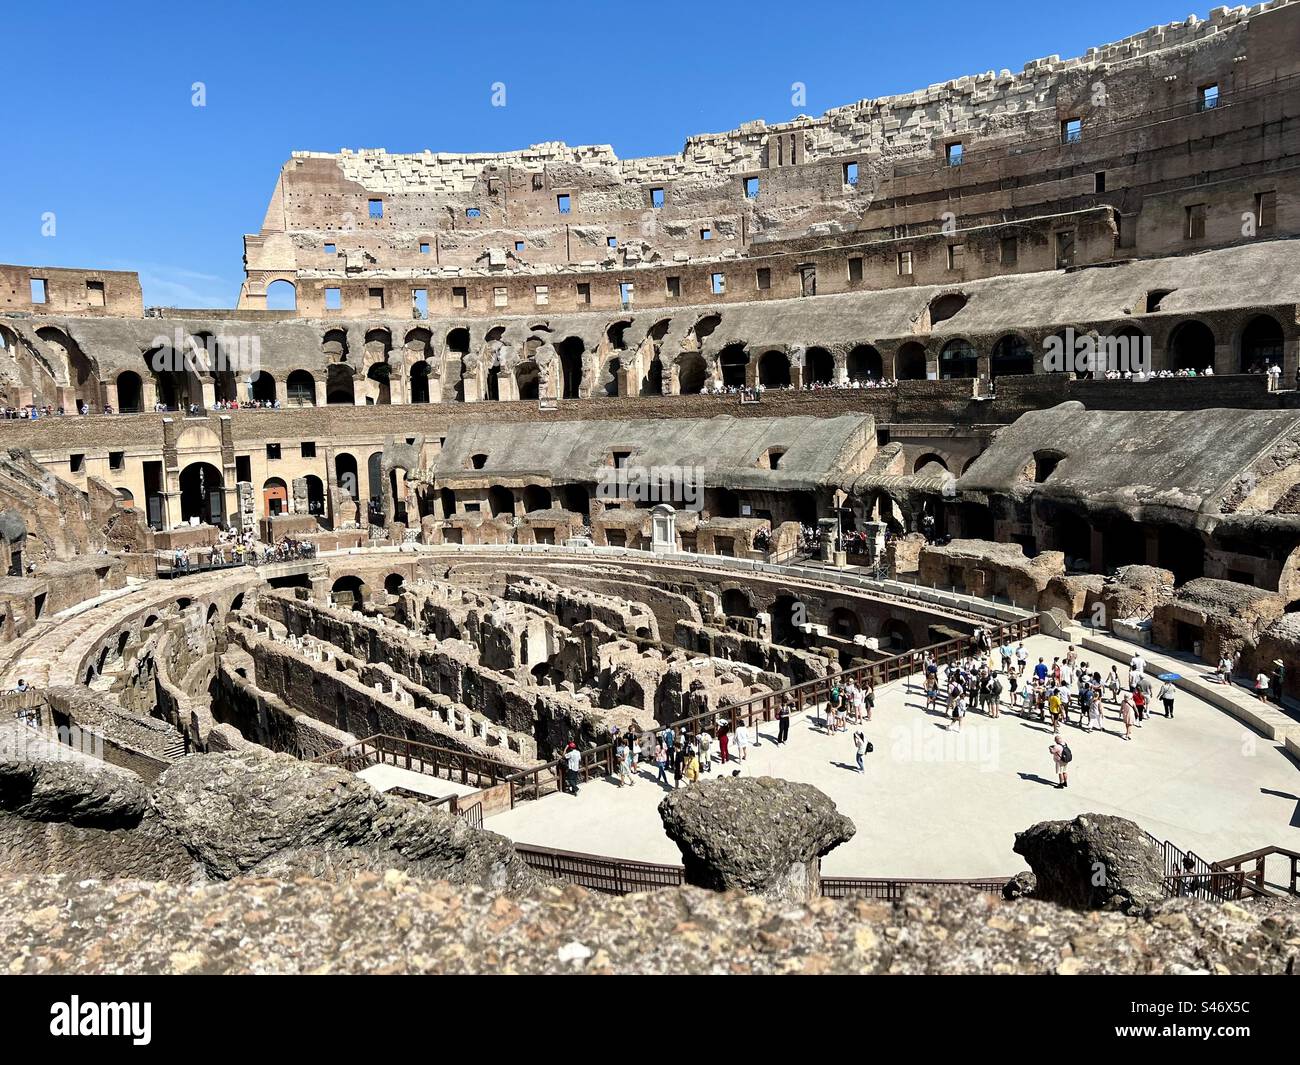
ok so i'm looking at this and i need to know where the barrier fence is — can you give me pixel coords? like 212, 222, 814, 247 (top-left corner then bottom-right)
312, 733, 517, 792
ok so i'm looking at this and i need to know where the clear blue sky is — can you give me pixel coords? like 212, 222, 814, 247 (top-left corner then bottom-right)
2, 0, 1199, 307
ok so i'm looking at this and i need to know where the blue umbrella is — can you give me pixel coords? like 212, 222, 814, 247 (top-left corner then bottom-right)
1158, 673, 1181, 681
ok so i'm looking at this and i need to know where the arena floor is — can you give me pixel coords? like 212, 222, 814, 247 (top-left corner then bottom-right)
489, 634, 1300, 879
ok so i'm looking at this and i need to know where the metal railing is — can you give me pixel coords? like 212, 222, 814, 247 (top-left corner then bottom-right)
313, 733, 517, 791
820, 875, 1009, 900
1, 690, 45, 728
1213, 846, 1300, 899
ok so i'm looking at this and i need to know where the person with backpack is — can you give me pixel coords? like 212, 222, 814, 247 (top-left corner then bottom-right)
1049, 734, 1071, 788
776, 698, 791, 745
987, 673, 1003, 718
853, 729, 867, 773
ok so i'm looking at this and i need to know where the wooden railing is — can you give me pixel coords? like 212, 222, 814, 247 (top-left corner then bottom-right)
1213, 846, 1300, 898
313, 733, 517, 791
501, 616, 1039, 809
820, 875, 1010, 900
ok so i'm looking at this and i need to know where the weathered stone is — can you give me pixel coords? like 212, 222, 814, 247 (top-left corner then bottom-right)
659, 776, 855, 901
1013, 814, 1167, 912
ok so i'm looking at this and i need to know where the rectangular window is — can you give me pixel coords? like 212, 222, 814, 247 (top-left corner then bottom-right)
619, 281, 634, 305
109, 451, 124, 471
534, 285, 549, 305
744, 176, 759, 198
301, 442, 316, 458
1256, 190, 1276, 230
452, 286, 467, 308
1199, 83, 1219, 112
1000, 236, 1018, 265
412, 289, 428, 318
577, 283, 591, 304
710, 273, 726, 295
368, 199, 383, 218
847, 257, 863, 282
419, 242, 430, 254
30, 278, 47, 304
607, 236, 617, 248
557, 193, 571, 214
897, 251, 913, 276
324, 287, 342, 310
1061, 118, 1082, 144
266, 443, 281, 460
650, 187, 665, 208
368, 287, 385, 310
1094, 171, 1106, 193
514, 241, 525, 252
86, 280, 105, 306
756, 267, 771, 291
700, 228, 712, 241
946, 142, 963, 166
70, 454, 84, 473
665, 276, 680, 298
947, 243, 964, 270
843, 161, 859, 185
1185, 203, 1207, 241
493, 286, 508, 307
236, 455, 252, 482
324, 242, 336, 254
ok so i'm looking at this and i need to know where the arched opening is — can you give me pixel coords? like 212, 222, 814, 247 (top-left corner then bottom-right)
384, 572, 405, 596
718, 344, 748, 388
846, 345, 882, 383
721, 589, 757, 618
896, 342, 928, 380
249, 370, 276, 404
304, 474, 325, 516
265, 279, 296, 311
829, 607, 861, 638
409, 361, 430, 403
366, 362, 391, 405
556, 336, 584, 398
1168, 320, 1215, 372
326, 364, 355, 404
1239, 314, 1284, 374
769, 594, 803, 647
939, 338, 978, 379
879, 618, 913, 651
990, 334, 1034, 377
331, 575, 367, 610
367, 452, 384, 515
642, 352, 663, 396
757, 350, 790, 388
515, 361, 540, 400
116, 371, 143, 413
913, 452, 948, 473
286, 370, 316, 406
489, 485, 515, 517
677, 353, 706, 395
178, 463, 225, 525
561, 484, 590, 516
116, 487, 134, 506
336, 453, 359, 502
262, 477, 288, 517
522, 484, 551, 512
928, 293, 968, 327
805, 347, 834, 385
690, 314, 721, 347
606, 320, 632, 350
603, 357, 622, 397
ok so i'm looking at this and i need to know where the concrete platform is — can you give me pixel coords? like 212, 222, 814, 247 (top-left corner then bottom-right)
489, 633, 1300, 879
356, 763, 482, 801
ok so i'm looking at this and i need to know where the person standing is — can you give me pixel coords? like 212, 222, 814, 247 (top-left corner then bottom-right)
672, 741, 685, 789
684, 747, 699, 784
1120, 694, 1135, 740
735, 722, 750, 762
615, 738, 632, 787
777, 698, 791, 745
1159, 678, 1176, 718
564, 742, 582, 796
862, 680, 875, 723
698, 728, 713, 771
853, 729, 866, 773
1049, 735, 1070, 789
717, 720, 731, 764
1255, 670, 1271, 702
654, 741, 668, 785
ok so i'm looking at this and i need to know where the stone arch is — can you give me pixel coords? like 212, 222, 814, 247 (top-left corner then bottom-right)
116, 370, 143, 412
828, 606, 862, 638
676, 352, 706, 395
939, 337, 978, 379
846, 344, 883, 382
718, 343, 748, 388
331, 575, 367, 610
262, 477, 288, 517
178, 462, 225, 525
249, 370, 276, 404
326, 364, 355, 404
804, 346, 834, 385
879, 618, 913, 651
913, 452, 948, 474
522, 484, 551, 512
286, 369, 316, 406
557, 336, 584, 399
990, 333, 1034, 377
266, 279, 296, 311
1238, 314, 1284, 374
515, 361, 540, 400
1167, 319, 1216, 372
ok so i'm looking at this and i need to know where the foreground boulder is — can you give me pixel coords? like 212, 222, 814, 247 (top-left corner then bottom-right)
1013, 813, 1167, 912
151, 748, 538, 891
659, 777, 854, 901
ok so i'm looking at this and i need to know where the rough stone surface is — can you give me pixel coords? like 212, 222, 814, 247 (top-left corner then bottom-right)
1013, 814, 1168, 912
659, 777, 855, 901
150, 749, 538, 891
0, 875, 1295, 975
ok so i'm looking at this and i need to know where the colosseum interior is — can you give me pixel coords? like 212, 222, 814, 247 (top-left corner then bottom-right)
2, 0, 1299, 986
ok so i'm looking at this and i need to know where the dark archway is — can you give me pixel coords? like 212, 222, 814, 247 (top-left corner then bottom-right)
990, 334, 1034, 377
896, 342, 928, 380
516, 361, 540, 400
757, 350, 790, 387
1239, 315, 1284, 374
336, 453, 359, 501
249, 370, 276, 404
846, 345, 882, 383
1168, 320, 1215, 372
116, 370, 143, 412
718, 344, 748, 388
326, 364, 355, 404
677, 353, 706, 395
179, 463, 225, 525
805, 347, 834, 385
939, 338, 978, 379
409, 361, 430, 403
557, 336, 584, 399
286, 370, 316, 405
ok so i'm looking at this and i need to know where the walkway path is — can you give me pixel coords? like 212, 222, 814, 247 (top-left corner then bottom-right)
489, 632, 1300, 879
